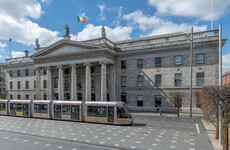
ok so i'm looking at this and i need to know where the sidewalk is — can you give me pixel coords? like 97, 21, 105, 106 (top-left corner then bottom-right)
202, 119, 230, 150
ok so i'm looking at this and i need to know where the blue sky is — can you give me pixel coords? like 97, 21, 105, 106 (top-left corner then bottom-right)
0, 0, 230, 72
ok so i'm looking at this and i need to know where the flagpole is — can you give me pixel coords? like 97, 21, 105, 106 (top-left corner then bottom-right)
76, 17, 77, 41
9, 39, 12, 58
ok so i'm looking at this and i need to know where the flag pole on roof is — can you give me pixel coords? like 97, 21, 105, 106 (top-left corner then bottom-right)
9, 38, 12, 58
76, 16, 86, 41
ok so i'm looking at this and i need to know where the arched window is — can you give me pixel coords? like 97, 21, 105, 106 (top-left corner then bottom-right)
65, 93, 70, 100
77, 93, 82, 101
91, 93, 95, 101
54, 93, 58, 100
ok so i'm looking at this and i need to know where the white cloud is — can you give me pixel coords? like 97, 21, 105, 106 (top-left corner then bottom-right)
223, 53, 230, 73
148, 0, 230, 21
0, 42, 7, 48
0, 55, 2, 58
98, 4, 106, 21
41, 0, 52, 4
77, 24, 132, 41
110, 6, 123, 26
0, 0, 60, 47
11, 51, 25, 58
123, 10, 207, 36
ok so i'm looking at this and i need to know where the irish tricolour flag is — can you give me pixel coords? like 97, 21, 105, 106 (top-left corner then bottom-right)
77, 16, 86, 23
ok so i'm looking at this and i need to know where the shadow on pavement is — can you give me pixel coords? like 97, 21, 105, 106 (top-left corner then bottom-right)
131, 123, 146, 127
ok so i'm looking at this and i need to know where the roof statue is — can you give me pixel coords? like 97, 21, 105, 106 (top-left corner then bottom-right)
101, 25, 106, 38
63, 24, 71, 40
64, 24, 70, 36
35, 38, 40, 49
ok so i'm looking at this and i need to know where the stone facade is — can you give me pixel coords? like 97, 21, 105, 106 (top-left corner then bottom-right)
3, 27, 226, 112
0, 63, 6, 98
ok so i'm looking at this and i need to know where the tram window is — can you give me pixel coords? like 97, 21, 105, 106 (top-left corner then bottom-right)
0, 103, 5, 110
16, 104, 22, 112
88, 106, 97, 117
34, 104, 48, 113
97, 107, 106, 117
87, 106, 106, 117
62, 105, 70, 115
117, 106, 131, 118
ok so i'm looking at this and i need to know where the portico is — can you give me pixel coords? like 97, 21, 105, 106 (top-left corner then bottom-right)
33, 39, 115, 101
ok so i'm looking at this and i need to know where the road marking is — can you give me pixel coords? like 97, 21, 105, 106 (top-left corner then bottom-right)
152, 143, 157, 146
46, 144, 50, 146
58, 146, 63, 149
170, 146, 175, 148
130, 146, 136, 149
196, 123, 200, 134
34, 142, 39, 144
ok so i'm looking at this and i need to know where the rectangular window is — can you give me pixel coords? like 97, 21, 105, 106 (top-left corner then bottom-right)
17, 94, 21, 99
155, 95, 162, 107
77, 76, 81, 90
91, 76, 95, 89
43, 68, 47, 75
26, 94, 29, 100
34, 70, 36, 76
155, 57, 162, 67
10, 95, 13, 99
196, 53, 205, 64
121, 92, 127, 103
87, 106, 106, 117
121, 60, 126, 69
175, 73, 182, 86
34, 104, 48, 113
137, 75, 143, 87
10, 81, 13, 89
17, 81, 21, 89
16, 104, 22, 112
175, 55, 182, 65
26, 81, 29, 89
196, 72, 204, 86
137, 59, 143, 68
9, 70, 13, 77
25, 69, 29, 76
34, 80, 36, 89
62, 105, 70, 115
121, 76, 126, 87
137, 95, 143, 106
43, 80, 47, 89
155, 74, 161, 87
0, 103, 6, 111
17, 70, 21, 77
34, 95, 36, 100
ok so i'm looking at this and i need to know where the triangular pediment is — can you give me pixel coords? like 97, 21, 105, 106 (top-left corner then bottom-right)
33, 39, 103, 58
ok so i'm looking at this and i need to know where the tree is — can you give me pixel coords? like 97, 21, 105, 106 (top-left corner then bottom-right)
200, 85, 220, 139
168, 91, 185, 117
219, 85, 230, 150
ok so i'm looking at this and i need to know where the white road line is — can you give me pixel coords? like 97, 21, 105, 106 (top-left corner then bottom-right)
196, 123, 200, 134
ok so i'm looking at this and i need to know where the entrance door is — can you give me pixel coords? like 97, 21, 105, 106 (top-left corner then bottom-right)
71, 105, 79, 120
54, 105, 61, 118
10, 103, 16, 116
23, 104, 29, 116
108, 107, 114, 123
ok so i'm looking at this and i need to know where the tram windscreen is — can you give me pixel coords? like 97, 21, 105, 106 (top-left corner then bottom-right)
117, 104, 132, 118
0, 103, 5, 111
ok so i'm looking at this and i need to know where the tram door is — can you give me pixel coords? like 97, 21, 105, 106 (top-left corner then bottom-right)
10, 103, 16, 116
108, 107, 114, 123
54, 105, 61, 118
23, 104, 29, 116
71, 106, 79, 120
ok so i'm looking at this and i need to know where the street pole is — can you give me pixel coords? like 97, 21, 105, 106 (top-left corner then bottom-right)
76, 16, 78, 41
190, 27, 193, 118
211, 0, 213, 30
218, 23, 223, 145
9, 39, 12, 58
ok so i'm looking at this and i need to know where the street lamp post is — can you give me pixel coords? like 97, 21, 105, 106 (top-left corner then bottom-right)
190, 27, 193, 118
